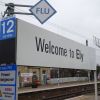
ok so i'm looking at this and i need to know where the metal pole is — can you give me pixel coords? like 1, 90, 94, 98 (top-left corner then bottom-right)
94, 70, 98, 100
88, 70, 91, 82
10, 12, 32, 15
5, 3, 33, 7
57, 68, 60, 86
86, 40, 88, 46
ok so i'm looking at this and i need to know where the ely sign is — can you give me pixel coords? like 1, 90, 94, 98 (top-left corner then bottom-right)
30, 0, 56, 24
16, 19, 96, 70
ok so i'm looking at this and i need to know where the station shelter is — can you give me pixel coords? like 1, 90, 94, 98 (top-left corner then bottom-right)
0, 17, 96, 88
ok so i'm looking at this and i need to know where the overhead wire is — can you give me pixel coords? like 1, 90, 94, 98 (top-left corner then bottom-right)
0, 1, 94, 40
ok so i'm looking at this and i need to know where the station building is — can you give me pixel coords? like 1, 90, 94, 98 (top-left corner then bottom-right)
0, 17, 96, 88
16, 18, 95, 87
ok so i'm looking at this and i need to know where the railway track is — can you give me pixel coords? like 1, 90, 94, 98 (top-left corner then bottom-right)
18, 82, 100, 100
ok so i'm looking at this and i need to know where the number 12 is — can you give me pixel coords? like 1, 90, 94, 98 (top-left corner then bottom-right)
2, 19, 14, 34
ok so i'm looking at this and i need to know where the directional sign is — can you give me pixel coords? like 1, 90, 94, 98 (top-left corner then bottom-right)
30, 0, 56, 24
0, 17, 16, 40
0, 65, 17, 100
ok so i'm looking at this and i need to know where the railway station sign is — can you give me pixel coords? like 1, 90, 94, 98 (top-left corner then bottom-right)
16, 19, 96, 70
30, 0, 56, 24
0, 64, 17, 100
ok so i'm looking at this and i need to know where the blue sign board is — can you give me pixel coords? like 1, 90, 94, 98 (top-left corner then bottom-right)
0, 17, 16, 40
30, 0, 56, 24
0, 65, 17, 100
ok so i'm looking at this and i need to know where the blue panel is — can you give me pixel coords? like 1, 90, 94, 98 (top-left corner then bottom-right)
0, 84, 16, 86
0, 64, 17, 100
0, 64, 16, 71
0, 17, 16, 40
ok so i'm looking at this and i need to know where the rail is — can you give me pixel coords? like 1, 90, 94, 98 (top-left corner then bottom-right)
18, 82, 100, 100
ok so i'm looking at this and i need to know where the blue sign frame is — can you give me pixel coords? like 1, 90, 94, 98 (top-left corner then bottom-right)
0, 17, 16, 40
0, 64, 17, 100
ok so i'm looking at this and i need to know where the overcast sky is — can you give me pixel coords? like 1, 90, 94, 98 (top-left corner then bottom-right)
0, 0, 100, 45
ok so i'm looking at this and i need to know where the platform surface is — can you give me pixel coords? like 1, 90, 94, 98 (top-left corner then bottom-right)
65, 94, 100, 100
18, 81, 100, 94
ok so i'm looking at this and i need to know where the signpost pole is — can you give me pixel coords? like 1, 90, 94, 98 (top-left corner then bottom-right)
94, 70, 98, 100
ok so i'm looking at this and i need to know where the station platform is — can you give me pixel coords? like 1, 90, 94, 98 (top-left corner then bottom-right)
18, 81, 100, 94
18, 81, 100, 100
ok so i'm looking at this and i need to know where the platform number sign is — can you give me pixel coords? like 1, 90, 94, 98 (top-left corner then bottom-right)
0, 17, 16, 40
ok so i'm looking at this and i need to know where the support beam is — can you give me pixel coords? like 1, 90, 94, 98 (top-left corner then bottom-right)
5, 3, 33, 7
94, 70, 98, 100
10, 12, 32, 15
